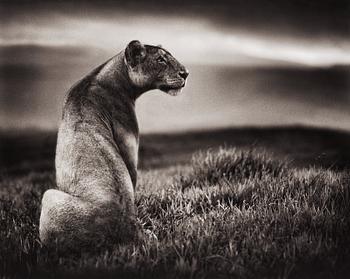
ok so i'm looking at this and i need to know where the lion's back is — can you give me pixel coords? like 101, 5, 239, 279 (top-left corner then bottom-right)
55, 74, 134, 204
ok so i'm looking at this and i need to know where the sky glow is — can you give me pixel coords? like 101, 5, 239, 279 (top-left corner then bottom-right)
2, 13, 350, 67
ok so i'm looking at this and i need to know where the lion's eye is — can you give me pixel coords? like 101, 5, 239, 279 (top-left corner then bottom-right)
157, 56, 167, 64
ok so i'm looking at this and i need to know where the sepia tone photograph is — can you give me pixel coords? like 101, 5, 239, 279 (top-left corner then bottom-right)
1, 0, 350, 278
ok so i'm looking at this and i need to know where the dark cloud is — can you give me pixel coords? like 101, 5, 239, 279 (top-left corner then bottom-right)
0, 64, 43, 114
0, 45, 106, 128
2, 0, 349, 39
219, 66, 350, 109
0, 45, 93, 66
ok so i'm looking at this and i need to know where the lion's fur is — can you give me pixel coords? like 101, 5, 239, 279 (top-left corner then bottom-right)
39, 41, 188, 250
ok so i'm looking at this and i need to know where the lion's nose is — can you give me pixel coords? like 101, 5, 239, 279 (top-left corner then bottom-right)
179, 70, 189, 80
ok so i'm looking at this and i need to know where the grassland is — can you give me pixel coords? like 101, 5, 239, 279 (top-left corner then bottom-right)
1, 126, 350, 278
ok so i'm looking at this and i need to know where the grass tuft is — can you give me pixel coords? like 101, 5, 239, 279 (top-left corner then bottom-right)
179, 147, 286, 190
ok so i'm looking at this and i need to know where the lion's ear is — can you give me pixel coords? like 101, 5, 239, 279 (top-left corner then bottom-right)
125, 40, 146, 68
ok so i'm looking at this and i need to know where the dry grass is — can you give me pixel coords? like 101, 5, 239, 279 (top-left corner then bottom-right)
1, 146, 350, 278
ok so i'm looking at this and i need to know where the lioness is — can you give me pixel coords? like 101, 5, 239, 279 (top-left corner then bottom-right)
39, 40, 189, 250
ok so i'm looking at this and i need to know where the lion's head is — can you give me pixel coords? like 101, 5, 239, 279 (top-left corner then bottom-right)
124, 40, 189, 96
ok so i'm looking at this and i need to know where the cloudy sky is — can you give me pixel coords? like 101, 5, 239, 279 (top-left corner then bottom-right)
1, 0, 350, 132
